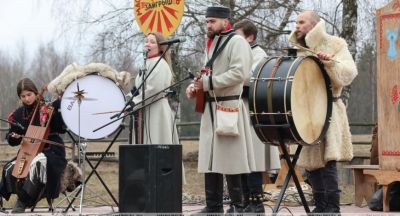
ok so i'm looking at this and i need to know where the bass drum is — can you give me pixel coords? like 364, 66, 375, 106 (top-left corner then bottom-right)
249, 56, 332, 146
61, 74, 126, 140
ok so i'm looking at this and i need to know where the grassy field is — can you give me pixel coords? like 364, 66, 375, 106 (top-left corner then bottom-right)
0, 140, 360, 209
0, 140, 205, 209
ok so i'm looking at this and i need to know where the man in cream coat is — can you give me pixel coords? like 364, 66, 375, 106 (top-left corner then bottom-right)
288, 11, 357, 214
186, 6, 256, 214
233, 19, 280, 213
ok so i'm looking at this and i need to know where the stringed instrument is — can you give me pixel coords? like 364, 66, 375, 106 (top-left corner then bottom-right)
12, 88, 55, 179
195, 67, 212, 113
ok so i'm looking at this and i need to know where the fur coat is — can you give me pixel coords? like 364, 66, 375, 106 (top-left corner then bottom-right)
288, 20, 358, 171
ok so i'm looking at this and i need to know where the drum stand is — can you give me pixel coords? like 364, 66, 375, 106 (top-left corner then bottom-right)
60, 127, 123, 214
57, 84, 121, 214
257, 124, 310, 214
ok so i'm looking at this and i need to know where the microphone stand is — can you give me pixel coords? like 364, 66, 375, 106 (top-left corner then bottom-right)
113, 44, 174, 120
93, 73, 194, 133
139, 51, 147, 144
113, 45, 172, 144
0, 118, 25, 130
128, 51, 148, 144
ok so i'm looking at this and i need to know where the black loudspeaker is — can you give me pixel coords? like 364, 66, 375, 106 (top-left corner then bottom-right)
119, 144, 182, 213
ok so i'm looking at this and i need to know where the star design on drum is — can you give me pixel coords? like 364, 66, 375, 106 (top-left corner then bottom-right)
73, 83, 87, 102
63, 82, 97, 103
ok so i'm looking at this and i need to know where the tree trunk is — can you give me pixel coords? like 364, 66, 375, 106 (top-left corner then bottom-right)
340, 0, 358, 106
341, 0, 358, 58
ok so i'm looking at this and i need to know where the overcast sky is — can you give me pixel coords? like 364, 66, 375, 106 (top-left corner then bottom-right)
0, 0, 392, 61
0, 0, 136, 63
0, 0, 57, 57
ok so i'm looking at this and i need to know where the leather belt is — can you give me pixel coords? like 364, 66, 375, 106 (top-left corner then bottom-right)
206, 94, 240, 102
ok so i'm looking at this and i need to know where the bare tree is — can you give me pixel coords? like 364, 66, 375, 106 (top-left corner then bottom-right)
0, 49, 26, 124
29, 42, 74, 86
341, 0, 358, 58
340, 0, 358, 106
47, 0, 393, 135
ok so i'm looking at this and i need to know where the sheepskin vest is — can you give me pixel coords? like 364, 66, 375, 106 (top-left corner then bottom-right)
288, 20, 358, 171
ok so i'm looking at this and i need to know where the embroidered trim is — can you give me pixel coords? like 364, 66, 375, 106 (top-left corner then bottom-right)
216, 105, 239, 112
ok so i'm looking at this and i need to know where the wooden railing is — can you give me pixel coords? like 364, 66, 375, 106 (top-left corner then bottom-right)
0, 122, 375, 145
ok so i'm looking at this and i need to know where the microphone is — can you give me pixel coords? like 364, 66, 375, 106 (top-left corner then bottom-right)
143, 49, 149, 57
159, 38, 186, 45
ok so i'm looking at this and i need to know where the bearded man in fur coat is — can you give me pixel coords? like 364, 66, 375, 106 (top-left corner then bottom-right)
288, 11, 358, 214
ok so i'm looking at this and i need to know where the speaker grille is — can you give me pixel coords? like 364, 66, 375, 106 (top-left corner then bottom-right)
119, 144, 182, 213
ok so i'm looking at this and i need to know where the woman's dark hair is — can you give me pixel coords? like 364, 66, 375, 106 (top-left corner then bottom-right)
17, 78, 38, 97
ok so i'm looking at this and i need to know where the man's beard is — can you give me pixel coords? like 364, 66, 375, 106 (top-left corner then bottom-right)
296, 33, 307, 47
295, 31, 305, 40
207, 28, 223, 39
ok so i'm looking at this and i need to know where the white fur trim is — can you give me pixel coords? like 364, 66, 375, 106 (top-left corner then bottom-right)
289, 20, 357, 171
48, 63, 131, 95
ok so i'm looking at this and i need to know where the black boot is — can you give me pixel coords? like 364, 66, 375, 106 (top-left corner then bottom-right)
241, 174, 250, 209
244, 193, 265, 213
242, 191, 250, 209
225, 175, 244, 214
243, 172, 265, 213
311, 192, 326, 213
199, 173, 224, 214
324, 192, 340, 215
11, 199, 26, 213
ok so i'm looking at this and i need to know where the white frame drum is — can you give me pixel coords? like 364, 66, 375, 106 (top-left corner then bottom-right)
61, 74, 126, 140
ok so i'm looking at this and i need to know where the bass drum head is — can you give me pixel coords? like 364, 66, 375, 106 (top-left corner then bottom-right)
61, 75, 125, 140
290, 58, 328, 144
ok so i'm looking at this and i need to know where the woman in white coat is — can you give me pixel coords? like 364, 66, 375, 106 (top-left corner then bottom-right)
132, 32, 179, 145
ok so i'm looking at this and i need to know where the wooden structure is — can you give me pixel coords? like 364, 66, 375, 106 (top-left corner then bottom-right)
377, 0, 400, 172
347, 1, 400, 212
344, 165, 379, 207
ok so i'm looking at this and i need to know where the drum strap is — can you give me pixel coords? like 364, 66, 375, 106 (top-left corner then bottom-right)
268, 57, 283, 88
206, 32, 236, 124
267, 57, 283, 124
205, 31, 235, 171
242, 86, 249, 99
205, 31, 235, 70
267, 85, 275, 125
